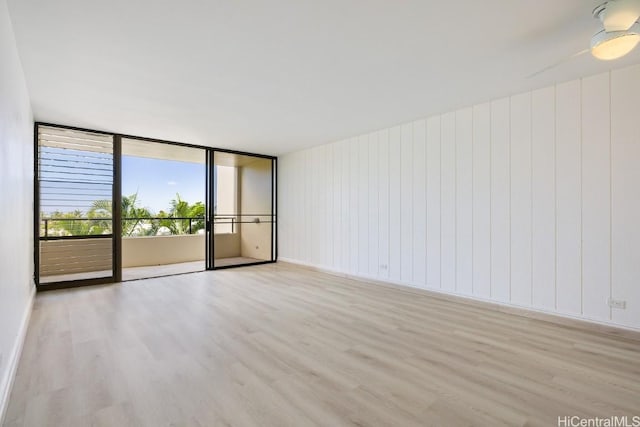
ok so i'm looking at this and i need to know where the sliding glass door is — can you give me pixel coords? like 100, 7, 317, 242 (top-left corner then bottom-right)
35, 123, 277, 289
120, 138, 206, 281
207, 150, 276, 269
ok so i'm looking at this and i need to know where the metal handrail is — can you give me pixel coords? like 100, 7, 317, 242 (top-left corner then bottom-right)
40, 214, 275, 238
41, 216, 207, 239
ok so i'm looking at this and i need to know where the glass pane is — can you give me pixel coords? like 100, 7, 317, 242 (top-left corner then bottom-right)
213, 152, 274, 268
121, 138, 206, 281
38, 125, 114, 284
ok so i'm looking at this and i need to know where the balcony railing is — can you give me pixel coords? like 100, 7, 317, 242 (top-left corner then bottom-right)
39, 216, 242, 239
39, 214, 275, 239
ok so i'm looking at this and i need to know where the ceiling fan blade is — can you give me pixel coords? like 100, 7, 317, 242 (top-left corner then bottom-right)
601, 0, 640, 31
526, 49, 590, 79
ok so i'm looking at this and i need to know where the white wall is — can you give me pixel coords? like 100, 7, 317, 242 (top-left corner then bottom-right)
214, 232, 241, 259
239, 158, 273, 260
0, 0, 35, 421
279, 64, 640, 330
122, 235, 205, 267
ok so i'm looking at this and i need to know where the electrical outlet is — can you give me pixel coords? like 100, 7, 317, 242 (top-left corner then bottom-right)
608, 298, 627, 309
380, 264, 388, 270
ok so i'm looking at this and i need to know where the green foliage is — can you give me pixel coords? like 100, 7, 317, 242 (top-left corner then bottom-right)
43, 209, 102, 236
118, 192, 155, 236
158, 194, 206, 235
41, 192, 204, 237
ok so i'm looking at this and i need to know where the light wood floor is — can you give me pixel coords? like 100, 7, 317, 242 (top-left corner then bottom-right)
4, 263, 640, 427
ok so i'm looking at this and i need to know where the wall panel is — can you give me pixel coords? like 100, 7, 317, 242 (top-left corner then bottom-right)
401, 124, 414, 283
455, 108, 473, 295
310, 146, 321, 266
555, 80, 582, 316
389, 127, 402, 281
472, 103, 491, 299
440, 112, 457, 292
368, 132, 379, 276
581, 73, 611, 322
339, 140, 350, 272
358, 135, 370, 276
510, 93, 532, 307
412, 120, 427, 287
305, 147, 314, 264
378, 130, 390, 279
349, 138, 359, 274
324, 144, 334, 268
332, 142, 343, 269
426, 117, 442, 289
292, 151, 302, 261
531, 87, 556, 311
490, 98, 511, 302
277, 155, 290, 259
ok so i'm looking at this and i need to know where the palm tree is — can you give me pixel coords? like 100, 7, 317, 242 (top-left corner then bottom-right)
87, 192, 154, 236
87, 199, 112, 235
46, 209, 94, 236
160, 194, 205, 235
188, 201, 205, 233
44, 193, 205, 237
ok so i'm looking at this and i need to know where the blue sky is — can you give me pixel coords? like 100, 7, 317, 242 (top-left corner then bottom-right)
122, 156, 205, 213
39, 147, 205, 214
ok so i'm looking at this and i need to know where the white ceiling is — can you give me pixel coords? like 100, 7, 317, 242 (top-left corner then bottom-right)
122, 137, 206, 164
7, 0, 640, 155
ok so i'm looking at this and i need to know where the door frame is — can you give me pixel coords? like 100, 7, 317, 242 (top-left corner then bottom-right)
206, 149, 278, 270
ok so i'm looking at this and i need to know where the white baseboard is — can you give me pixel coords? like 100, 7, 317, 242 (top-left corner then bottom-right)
278, 257, 640, 338
0, 284, 35, 425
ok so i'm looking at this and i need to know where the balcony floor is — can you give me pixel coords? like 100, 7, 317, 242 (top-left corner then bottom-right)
122, 260, 205, 281
40, 258, 263, 285
39, 270, 112, 284
213, 256, 261, 268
